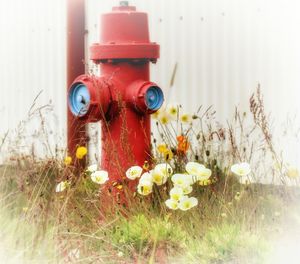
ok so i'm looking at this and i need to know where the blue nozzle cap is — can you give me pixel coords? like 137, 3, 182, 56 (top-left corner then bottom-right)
69, 83, 91, 116
145, 86, 164, 111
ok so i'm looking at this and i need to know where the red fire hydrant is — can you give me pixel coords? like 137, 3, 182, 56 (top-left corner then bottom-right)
68, 1, 164, 203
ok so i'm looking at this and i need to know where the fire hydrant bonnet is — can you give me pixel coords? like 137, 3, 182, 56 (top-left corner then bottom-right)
90, 4, 159, 62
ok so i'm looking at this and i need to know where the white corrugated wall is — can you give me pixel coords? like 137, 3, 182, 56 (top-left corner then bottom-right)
0, 0, 299, 165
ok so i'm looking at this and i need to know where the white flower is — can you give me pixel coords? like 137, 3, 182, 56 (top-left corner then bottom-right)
180, 113, 192, 124
186, 162, 205, 175
234, 192, 241, 201
55, 181, 68, 192
137, 180, 153, 196
166, 103, 179, 120
171, 174, 193, 188
221, 213, 227, 218
152, 170, 168, 185
165, 199, 179, 210
231, 162, 251, 176
152, 163, 173, 185
182, 185, 193, 195
140, 172, 153, 183
286, 166, 299, 179
186, 162, 212, 181
159, 111, 171, 125
274, 211, 281, 217
155, 163, 173, 176
152, 104, 166, 120
170, 186, 184, 201
197, 168, 212, 181
87, 164, 98, 173
178, 196, 198, 211
91, 170, 109, 184
126, 165, 143, 180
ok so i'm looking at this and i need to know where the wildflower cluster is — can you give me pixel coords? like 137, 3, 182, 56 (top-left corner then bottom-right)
125, 162, 211, 211
123, 160, 253, 211
126, 163, 173, 196
56, 146, 109, 193
152, 103, 193, 125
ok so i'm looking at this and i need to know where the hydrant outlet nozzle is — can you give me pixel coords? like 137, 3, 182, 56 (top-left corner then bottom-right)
69, 83, 90, 117
68, 75, 111, 122
127, 80, 164, 114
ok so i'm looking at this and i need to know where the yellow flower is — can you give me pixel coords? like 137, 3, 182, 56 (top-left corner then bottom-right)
126, 166, 143, 180
91, 170, 109, 184
178, 196, 198, 211
76, 146, 87, 159
180, 113, 192, 124
64, 156, 72, 166
163, 149, 173, 161
231, 162, 251, 176
116, 184, 123, 190
157, 143, 168, 154
157, 144, 173, 161
165, 199, 179, 210
286, 166, 299, 179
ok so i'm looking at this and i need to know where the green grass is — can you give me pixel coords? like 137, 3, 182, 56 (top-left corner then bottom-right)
1, 161, 299, 264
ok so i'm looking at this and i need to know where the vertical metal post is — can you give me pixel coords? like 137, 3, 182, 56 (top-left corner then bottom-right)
66, 0, 87, 165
